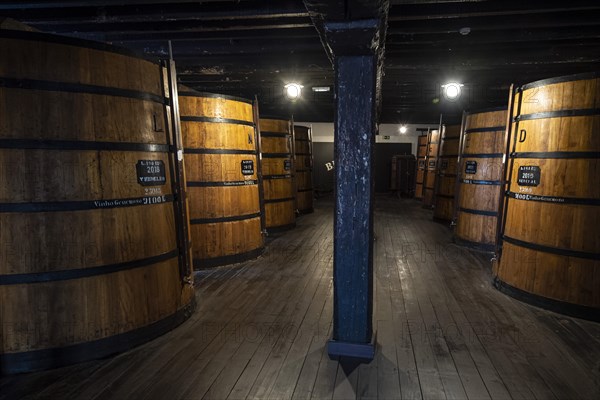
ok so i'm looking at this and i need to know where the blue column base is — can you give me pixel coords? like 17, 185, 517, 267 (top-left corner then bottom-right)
327, 332, 377, 361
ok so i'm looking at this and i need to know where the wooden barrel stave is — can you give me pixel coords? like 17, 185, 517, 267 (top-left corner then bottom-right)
178, 93, 253, 121
260, 117, 296, 232
262, 176, 294, 199
455, 181, 501, 246
455, 213, 496, 245
260, 118, 289, 133
188, 186, 259, 217
0, 205, 177, 275
181, 122, 254, 149
295, 138, 311, 154
295, 171, 311, 191
437, 171, 457, 195
192, 219, 263, 264
423, 172, 436, 206
504, 158, 599, 251
261, 137, 290, 154
0, 37, 163, 94
0, 31, 194, 373
505, 201, 598, 252
294, 125, 314, 214
422, 129, 440, 207
415, 134, 428, 199
179, 89, 263, 268
433, 125, 460, 221
2, 258, 181, 350
498, 244, 598, 307
415, 172, 425, 198
296, 192, 312, 212
511, 118, 598, 153
433, 178, 456, 221
496, 73, 600, 319
458, 183, 500, 212
455, 108, 507, 251
0, 89, 166, 142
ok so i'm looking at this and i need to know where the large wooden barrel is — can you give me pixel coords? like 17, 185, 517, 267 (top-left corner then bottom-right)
0, 30, 195, 373
415, 134, 428, 199
495, 72, 600, 321
455, 107, 508, 251
294, 125, 314, 214
392, 155, 416, 197
259, 117, 296, 232
433, 125, 461, 222
178, 88, 264, 268
423, 129, 441, 207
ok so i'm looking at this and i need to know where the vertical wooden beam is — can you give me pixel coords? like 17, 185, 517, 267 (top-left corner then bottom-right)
252, 97, 267, 236
327, 53, 377, 361
303, 0, 389, 362
163, 59, 193, 281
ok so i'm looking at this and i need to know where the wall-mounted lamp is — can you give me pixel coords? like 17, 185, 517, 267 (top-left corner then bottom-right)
442, 82, 463, 101
399, 125, 408, 134
284, 83, 303, 101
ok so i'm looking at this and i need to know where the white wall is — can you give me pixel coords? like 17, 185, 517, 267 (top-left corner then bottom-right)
296, 122, 438, 155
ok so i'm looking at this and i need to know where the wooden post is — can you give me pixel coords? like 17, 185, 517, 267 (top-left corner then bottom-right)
303, 0, 389, 362
327, 54, 378, 361
252, 97, 267, 236
452, 111, 468, 225
163, 59, 193, 281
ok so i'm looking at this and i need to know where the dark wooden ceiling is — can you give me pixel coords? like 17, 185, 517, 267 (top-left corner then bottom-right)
2, 0, 599, 124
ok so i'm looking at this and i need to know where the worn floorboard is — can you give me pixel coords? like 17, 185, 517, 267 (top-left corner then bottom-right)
1, 196, 599, 400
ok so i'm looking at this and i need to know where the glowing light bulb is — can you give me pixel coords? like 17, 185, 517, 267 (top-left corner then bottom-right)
284, 83, 303, 100
442, 82, 463, 101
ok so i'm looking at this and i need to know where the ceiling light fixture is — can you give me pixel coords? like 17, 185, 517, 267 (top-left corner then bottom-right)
399, 125, 408, 134
311, 86, 331, 92
442, 82, 463, 101
284, 82, 303, 100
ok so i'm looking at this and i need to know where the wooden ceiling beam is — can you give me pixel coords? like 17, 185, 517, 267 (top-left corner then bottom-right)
388, 0, 600, 21
0, 0, 261, 10
24, 16, 312, 33
97, 27, 318, 42
387, 9, 600, 33
3, 1, 307, 24
387, 26, 600, 47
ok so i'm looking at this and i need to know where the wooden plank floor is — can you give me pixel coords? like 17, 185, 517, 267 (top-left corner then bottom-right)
2, 196, 599, 400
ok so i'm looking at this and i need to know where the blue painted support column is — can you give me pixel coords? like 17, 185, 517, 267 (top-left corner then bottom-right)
327, 54, 377, 361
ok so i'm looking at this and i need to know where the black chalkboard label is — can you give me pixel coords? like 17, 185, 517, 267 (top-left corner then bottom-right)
517, 165, 541, 186
465, 161, 477, 175
441, 159, 449, 170
418, 160, 425, 168
241, 160, 254, 175
284, 159, 291, 171
136, 160, 166, 186
428, 160, 436, 168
